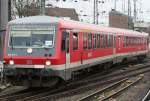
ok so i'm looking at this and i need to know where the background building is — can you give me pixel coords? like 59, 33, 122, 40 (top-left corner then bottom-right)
109, 10, 134, 29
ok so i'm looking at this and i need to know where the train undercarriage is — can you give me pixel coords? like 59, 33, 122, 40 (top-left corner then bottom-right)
3, 54, 147, 87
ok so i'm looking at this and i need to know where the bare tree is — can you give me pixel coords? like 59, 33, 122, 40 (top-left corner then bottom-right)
12, 0, 40, 18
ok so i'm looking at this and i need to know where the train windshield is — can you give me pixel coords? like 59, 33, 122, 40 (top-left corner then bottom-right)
9, 25, 55, 48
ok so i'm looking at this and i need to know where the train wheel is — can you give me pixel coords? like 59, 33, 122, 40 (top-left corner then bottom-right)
103, 62, 112, 73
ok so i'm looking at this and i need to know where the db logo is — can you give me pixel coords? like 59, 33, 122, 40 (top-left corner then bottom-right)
88, 52, 92, 57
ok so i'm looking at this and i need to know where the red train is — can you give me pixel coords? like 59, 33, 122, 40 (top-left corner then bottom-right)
3, 16, 149, 87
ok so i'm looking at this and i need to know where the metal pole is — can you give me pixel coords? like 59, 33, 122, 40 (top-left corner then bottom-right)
134, 0, 137, 22
128, 0, 131, 28
96, 0, 98, 24
40, 0, 45, 15
93, 0, 96, 24
114, 0, 117, 10
8, 0, 11, 21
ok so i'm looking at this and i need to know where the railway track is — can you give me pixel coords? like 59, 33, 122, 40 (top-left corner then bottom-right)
0, 88, 50, 101
20, 63, 150, 101
0, 62, 150, 101
78, 76, 143, 101
142, 90, 150, 101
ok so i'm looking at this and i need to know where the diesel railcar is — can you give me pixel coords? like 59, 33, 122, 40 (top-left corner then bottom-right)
3, 16, 149, 87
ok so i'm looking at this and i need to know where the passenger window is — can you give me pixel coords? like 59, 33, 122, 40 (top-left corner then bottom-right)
88, 33, 92, 49
108, 34, 111, 47
103, 34, 107, 48
126, 36, 128, 46
101, 35, 103, 48
123, 36, 125, 47
110, 35, 113, 47
97, 34, 100, 48
73, 32, 78, 50
83, 33, 87, 49
118, 36, 121, 47
93, 34, 97, 49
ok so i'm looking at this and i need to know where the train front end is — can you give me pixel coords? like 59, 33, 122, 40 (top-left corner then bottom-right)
3, 16, 61, 87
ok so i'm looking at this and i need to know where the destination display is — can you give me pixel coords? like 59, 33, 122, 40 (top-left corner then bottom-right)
10, 24, 55, 31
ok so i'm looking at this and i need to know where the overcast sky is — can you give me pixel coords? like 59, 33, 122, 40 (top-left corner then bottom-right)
47, 0, 150, 24
141, 0, 150, 21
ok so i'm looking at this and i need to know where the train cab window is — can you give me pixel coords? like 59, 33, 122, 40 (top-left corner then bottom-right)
83, 33, 88, 49
97, 34, 100, 48
93, 34, 97, 49
88, 33, 92, 49
73, 32, 78, 50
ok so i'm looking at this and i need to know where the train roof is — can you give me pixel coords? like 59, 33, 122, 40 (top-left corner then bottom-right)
8, 16, 148, 37
9, 16, 60, 24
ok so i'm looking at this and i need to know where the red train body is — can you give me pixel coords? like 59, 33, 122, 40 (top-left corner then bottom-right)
3, 16, 149, 87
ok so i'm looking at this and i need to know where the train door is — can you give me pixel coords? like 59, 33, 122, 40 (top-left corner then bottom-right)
118, 36, 121, 50
62, 31, 70, 69
65, 31, 70, 69
113, 34, 116, 55
113, 34, 116, 64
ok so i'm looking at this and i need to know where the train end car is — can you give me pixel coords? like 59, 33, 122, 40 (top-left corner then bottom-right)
3, 16, 149, 87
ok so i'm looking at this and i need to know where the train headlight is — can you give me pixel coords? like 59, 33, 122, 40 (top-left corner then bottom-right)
9, 60, 14, 65
45, 61, 51, 66
27, 48, 32, 54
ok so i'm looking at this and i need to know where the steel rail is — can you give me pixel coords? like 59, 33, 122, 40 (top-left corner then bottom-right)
31, 66, 150, 101
0, 89, 48, 101
0, 62, 150, 101
101, 76, 142, 101
78, 76, 143, 101
142, 90, 150, 101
